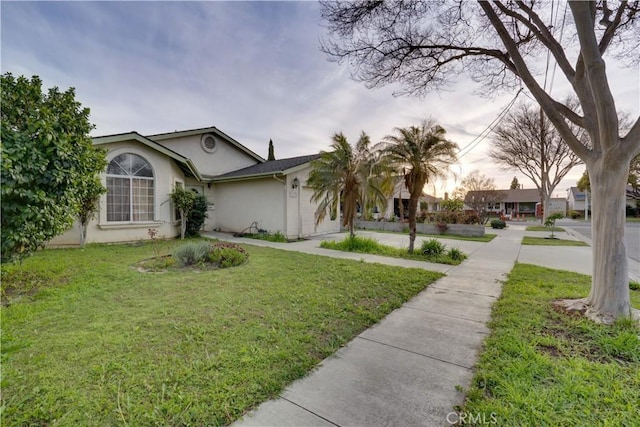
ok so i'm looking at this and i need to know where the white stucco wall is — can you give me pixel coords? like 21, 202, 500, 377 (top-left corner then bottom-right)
549, 198, 567, 215
213, 178, 286, 234
153, 133, 259, 176
288, 167, 340, 237
48, 140, 185, 246
213, 167, 339, 240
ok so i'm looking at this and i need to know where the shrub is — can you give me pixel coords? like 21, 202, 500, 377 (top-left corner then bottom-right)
208, 242, 248, 268
172, 241, 210, 267
418, 210, 429, 223
463, 212, 482, 224
421, 239, 446, 256
185, 194, 209, 237
491, 219, 506, 229
447, 247, 466, 261
567, 210, 582, 219
244, 231, 288, 243
436, 222, 449, 234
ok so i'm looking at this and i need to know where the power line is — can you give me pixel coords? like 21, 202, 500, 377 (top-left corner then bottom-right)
549, 2, 568, 94
456, 88, 523, 160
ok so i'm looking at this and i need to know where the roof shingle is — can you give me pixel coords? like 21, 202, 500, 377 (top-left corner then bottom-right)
214, 154, 321, 180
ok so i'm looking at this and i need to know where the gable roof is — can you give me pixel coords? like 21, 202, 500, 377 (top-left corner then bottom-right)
466, 188, 541, 203
93, 132, 202, 180
422, 194, 442, 203
569, 186, 586, 201
213, 154, 322, 182
146, 126, 265, 163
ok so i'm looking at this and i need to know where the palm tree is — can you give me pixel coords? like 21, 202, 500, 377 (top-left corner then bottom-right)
308, 132, 392, 237
380, 120, 458, 253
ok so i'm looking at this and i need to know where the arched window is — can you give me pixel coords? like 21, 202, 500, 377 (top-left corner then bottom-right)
106, 153, 154, 222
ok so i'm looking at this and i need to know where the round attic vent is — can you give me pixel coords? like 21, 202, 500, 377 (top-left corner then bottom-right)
201, 134, 217, 153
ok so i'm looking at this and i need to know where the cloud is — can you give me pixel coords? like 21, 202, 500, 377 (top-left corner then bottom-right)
1, 1, 637, 196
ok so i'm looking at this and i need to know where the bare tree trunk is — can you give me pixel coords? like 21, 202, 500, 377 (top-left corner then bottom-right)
543, 193, 552, 220
79, 220, 87, 248
558, 161, 633, 323
588, 163, 631, 321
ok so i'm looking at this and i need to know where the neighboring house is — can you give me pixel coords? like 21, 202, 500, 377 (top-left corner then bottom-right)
465, 188, 566, 218
568, 187, 587, 212
626, 185, 640, 209
383, 181, 442, 219
49, 126, 340, 245
568, 185, 639, 214
422, 193, 443, 212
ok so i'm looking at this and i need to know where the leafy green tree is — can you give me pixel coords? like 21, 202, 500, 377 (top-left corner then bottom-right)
308, 132, 391, 237
380, 120, 458, 253
510, 177, 519, 190
170, 187, 196, 240
1, 73, 106, 261
268, 139, 275, 161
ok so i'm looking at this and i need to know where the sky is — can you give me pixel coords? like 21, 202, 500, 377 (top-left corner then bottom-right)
2, 1, 639, 198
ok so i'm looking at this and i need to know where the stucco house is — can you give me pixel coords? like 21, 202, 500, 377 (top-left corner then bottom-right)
567, 187, 587, 212
50, 126, 339, 245
465, 188, 566, 218
383, 181, 442, 219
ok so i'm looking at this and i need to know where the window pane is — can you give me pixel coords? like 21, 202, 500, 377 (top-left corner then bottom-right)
107, 154, 128, 175
132, 178, 154, 221
107, 154, 154, 222
107, 177, 131, 221
131, 155, 153, 177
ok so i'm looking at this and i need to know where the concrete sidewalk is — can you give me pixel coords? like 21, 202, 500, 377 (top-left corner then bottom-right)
208, 226, 636, 426
206, 229, 525, 427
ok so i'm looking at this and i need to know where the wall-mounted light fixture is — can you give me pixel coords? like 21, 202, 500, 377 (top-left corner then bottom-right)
207, 182, 212, 189
292, 177, 300, 189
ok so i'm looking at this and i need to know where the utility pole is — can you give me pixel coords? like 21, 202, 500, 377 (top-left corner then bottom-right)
585, 190, 589, 221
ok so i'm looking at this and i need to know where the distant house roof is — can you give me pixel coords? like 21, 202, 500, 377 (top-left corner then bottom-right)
147, 126, 265, 163
466, 188, 541, 203
422, 194, 441, 203
569, 186, 586, 201
213, 154, 322, 182
93, 132, 202, 180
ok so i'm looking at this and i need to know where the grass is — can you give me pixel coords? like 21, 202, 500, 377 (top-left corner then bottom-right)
1, 240, 443, 426
461, 264, 640, 426
526, 225, 565, 232
414, 231, 496, 243
357, 227, 496, 243
240, 231, 288, 243
320, 235, 467, 265
522, 236, 589, 246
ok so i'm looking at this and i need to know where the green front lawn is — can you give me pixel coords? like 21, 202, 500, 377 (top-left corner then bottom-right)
1, 241, 443, 425
522, 236, 589, 246
462, 264, 640, 425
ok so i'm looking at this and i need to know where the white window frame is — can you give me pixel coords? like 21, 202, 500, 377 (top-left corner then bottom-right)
106, 153, 155, 223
